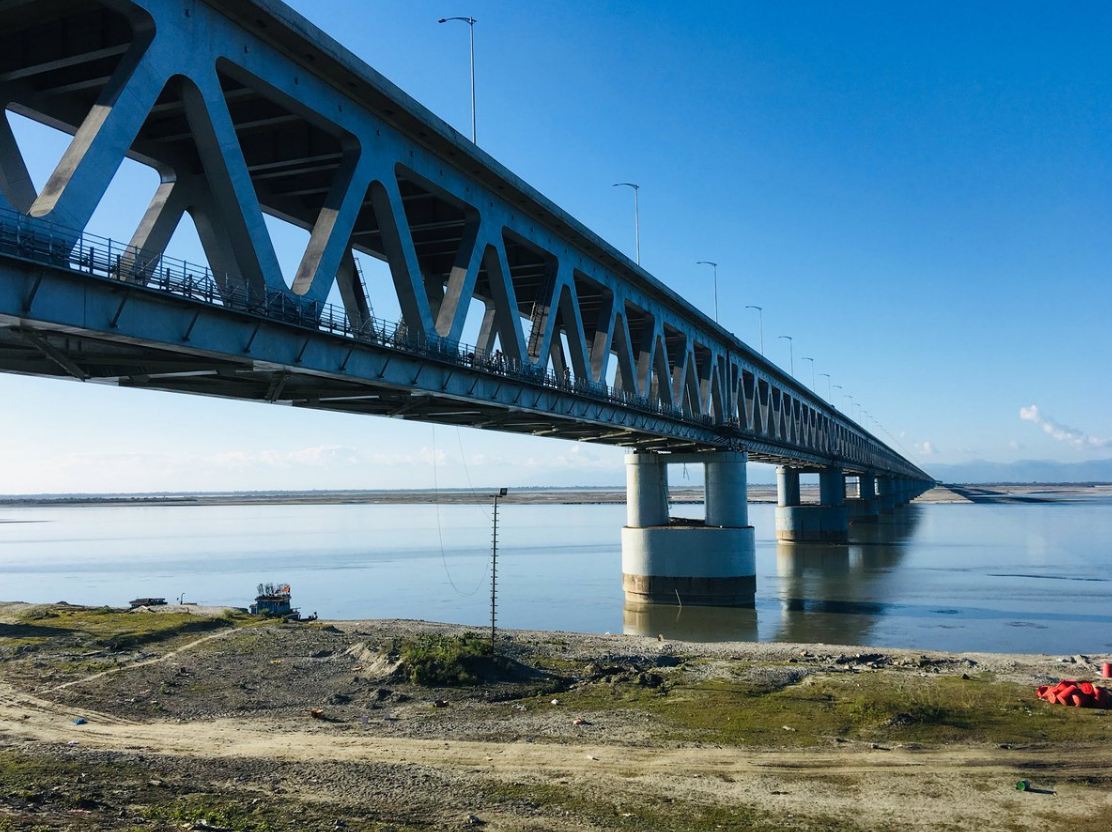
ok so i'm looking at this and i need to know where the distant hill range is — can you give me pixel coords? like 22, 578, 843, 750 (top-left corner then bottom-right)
925, 459, 1112, 484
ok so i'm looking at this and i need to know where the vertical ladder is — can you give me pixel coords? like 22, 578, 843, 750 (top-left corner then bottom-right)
352, 256, 375, 321
489, 488, 504, 651
526, 269, 558, 359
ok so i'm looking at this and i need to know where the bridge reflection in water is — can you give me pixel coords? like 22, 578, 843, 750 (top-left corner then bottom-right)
623, 506, 922, 644
623, 602, 759, 643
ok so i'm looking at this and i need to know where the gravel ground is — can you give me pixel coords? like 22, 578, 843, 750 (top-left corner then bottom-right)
2, 604, 1111, 831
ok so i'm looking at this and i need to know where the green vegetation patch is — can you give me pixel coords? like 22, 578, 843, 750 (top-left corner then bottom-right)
13, 605, 253, 651
482, 779, 865, 832
533, 667, 1112, 747
0, 749, 126, 799
143, 793, 285, 831
394, 632, 493, 686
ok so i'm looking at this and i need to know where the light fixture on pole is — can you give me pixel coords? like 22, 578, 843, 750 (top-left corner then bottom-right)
437, 16, 478, 143
696, 260, 719, 323
612, 182, 640, 264
833, 383, 844, 411
800, 356, 816, 390
819, 372, 832, 399
777, 335, 794, 376
744, 305, 764, 354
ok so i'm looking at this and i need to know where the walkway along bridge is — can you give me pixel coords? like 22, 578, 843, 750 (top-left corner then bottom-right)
0, 0, 933, 606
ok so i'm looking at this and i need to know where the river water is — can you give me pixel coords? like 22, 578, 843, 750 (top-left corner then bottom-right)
1, 498, 1110, 654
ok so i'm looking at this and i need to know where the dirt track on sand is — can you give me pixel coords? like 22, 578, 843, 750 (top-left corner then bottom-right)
3, 606, 1112, 830
4, 677, 1112, 831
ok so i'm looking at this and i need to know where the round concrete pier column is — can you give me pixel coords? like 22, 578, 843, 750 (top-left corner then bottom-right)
625, 452, 669, 527
819, 467, 846, 507
706, 451, 749, 528
776, 466, 850, 543
893, 478, 910, 507
859, 473, 876, 501
847, 473, 880, 523
776, 466, 801, 507
876, 475, 896, 513
622, 451, 755, 607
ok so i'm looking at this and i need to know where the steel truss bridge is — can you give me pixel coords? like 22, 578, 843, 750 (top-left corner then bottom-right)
0, 0, 930, 483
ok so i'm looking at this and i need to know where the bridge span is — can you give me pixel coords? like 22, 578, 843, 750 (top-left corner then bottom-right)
0, 0, 932, 606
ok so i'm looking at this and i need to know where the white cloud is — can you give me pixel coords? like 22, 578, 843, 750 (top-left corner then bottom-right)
915, 440, 937, 456
537, 444, 620, 471
1018, 404, 1111, 449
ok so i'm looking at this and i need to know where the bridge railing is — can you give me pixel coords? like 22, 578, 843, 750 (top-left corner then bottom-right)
0, 208, 722, 432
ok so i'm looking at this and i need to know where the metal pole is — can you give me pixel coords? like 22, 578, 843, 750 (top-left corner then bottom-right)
612, 183, 640, 265
468, 21, 476, 143
490, 487, 507, 650
438, 16, 478, 144
801, 356, 815, 390
490, 492, 497, 647
633, 187, 640, 265
778, 335, 793, 376
745, 305, 763, 354
820, 372, 831, 399
696, 261, 718, 323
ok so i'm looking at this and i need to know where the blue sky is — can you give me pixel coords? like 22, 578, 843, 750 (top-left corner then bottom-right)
1, 0, 1109, 493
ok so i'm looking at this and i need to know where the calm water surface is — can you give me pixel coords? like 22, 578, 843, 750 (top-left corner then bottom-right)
1, 499, 1110, 654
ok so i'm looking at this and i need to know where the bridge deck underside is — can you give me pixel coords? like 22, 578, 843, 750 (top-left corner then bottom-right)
0, 324, 637, 443
0, 259, 855, 469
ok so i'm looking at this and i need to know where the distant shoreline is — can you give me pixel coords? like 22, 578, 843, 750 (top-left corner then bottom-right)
0, 483, 1108, 508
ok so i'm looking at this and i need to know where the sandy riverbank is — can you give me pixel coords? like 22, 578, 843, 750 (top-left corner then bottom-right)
1, 602, 1110, 830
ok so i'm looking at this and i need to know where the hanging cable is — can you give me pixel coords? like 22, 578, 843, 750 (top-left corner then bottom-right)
431, 424, 488, 597
456, 426, 492, 521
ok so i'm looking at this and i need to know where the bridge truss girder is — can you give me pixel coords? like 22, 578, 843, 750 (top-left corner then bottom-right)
0, 0, 929, 481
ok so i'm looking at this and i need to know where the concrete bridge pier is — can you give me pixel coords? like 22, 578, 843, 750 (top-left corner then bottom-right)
895, 479, 914, 507
846, 473, 880, 523
876, 475, 897, 513
775, 466, 850, 543
621, 451, 756, 607
902, 479, 931, 504
890, 477, 931, 507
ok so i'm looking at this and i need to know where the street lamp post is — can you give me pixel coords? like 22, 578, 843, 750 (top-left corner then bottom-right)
800, 356, 816, 390
437, 16, 478, 143
837, 388, 856, 416
777, 335, 794, 376
819, 372, 832, 399
833, 384, 844, 411
612, 182, 640, 264
696, 260, 718, 323
744, 305, 763, 354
